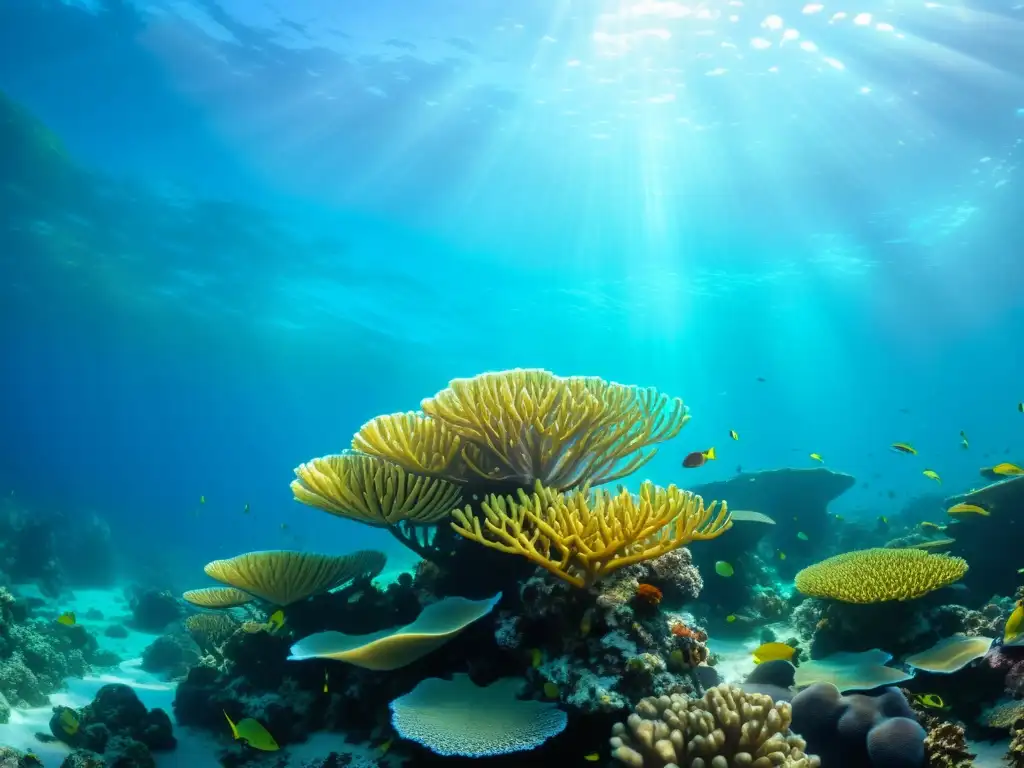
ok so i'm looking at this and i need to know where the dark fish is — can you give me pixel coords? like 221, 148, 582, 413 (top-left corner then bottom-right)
736, 465, 743, 474
683, 448, 716, 468
756, 377, 766, 382
887, 490, 897, 499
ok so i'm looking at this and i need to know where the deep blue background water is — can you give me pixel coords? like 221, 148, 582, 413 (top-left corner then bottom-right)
1, 0, 1022, 587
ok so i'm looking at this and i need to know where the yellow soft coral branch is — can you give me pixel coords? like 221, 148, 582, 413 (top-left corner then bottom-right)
422, 369, 690, 491
451, 481, 731, 588
351, 412, 466, 481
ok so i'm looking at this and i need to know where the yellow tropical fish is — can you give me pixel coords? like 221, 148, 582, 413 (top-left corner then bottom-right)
580, 608, 594, 637
715, 561, 734, 578
224, 711, 280, 751
752, 642, 796, 664
726, 615, 737, 623
530, 648, 542, 668
1005, 601, 1024, 644
992, 462, 1024, 477
946, 503, 989, 517
280, 523, 288, 530
878, 516, 888, 525
585, 753, 600, 762
59, 709, 80, 735
729, 430, 739, 440
323, 670, 329, 694
243, 503, 250, 514
543, 681, 559, 699
809, 453, 823, 462
796, 532, 809, 541
267, 610, 285, 632
913, 693, 946, 709
920, 521, 946, 531
891, 443, 917, 455
923, 469, 941, 483
1018, 402, 1023, 413
378, 738, 393, 755
200, 495, 206, 504
57, 612, 76, 626
778, 551, 787, 560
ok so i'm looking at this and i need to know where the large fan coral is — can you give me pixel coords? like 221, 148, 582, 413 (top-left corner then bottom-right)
794, 548, 968, 604
451, 481, 731, 588
352, 411, 465, 480
421, 369, 688, 491
610, 684, 820, 768
291, 452, 462, 526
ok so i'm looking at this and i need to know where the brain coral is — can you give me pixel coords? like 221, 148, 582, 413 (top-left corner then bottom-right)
610, 683, 820, 768
794, 548, 968, 603
389, 673, 566, 756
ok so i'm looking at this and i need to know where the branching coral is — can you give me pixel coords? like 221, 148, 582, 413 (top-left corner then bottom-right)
421, 369, 689, 491
291, 452, 462, 526
451, 481, 731, 588
610, 684, 820, 768
794, 548, 968, 603
184, 614, 240, 655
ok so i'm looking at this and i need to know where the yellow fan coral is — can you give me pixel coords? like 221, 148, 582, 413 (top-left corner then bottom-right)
794, 548, 968, 604
181, 587, 253, 609
421, 369, 689, 491
291, 452, 463, 526
352, 412, 465, 481
451, 481, 731, 589
185, 613, 240, 651
204, 549, 385, 606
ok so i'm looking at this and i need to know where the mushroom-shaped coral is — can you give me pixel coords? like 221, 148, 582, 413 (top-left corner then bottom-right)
794, 548, 968, 604
181, 587, 252, 609
203, 549, 384, 606
389, 673, 567, 757
610, 684, 820, 768
287, 593, 500, 670
352, 411, 466, 480
421, 369, 689, 491
291, 452, 462, 526
452, 481, 731, 588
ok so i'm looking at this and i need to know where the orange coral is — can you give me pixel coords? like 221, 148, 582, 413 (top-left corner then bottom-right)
635, 584, 663, 605
670, 621, 708, 642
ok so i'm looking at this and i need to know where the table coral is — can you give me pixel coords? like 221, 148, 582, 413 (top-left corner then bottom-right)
610, 684, 820, 768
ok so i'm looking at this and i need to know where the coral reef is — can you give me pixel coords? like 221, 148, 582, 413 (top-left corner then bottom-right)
127, 588, 182, 633
49, 683, 175, 765
610, 683, 819, 767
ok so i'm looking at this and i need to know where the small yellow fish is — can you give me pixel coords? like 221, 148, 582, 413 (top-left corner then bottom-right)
585, 753, 600, 762
834, 514, 844, 522
323, 670, 328, 693
200, 495, 206, 504
778, 551, 786, 560
726, 615, 737, 623
59, 709, 80, 735
580, 608, 594, 637
796, 532, 809, 541
530, 648, 542, 668
878, 516, 888, 525
923, 469, 941, 483
729, 430, 739, 440
946, 503, 989, 517
752, 642, 796, 664
1019, 567, 1024, 574
715, 561, 734, 578
280, 523, 288, 530
243, 503, 250, 514
56, 612, 76, 626
891, 442, 917, 455
1005, 601, 1024, 644
224, 710, 280, 751
267, 610, 285, 632
1018, 402, 1023, 413
992, 462, 1024, 477
543, 681, 559, 699
920, 521, 946, 531
914, 693, 946, 709
809, 453, 823, 462
378, 738, 393, 755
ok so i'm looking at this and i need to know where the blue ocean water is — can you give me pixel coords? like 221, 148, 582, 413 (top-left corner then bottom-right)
0, 0, 1022, 605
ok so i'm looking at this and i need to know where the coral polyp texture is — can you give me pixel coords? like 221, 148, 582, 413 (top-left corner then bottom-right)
420, 368, 689, 491
610, 684, 820, 768
389, 673, 567, 757
291, 452, 463, 526
203, 549, 385, 606
352, 411, 466, 480
794, 548, 968, 603
451, 480, 731, 588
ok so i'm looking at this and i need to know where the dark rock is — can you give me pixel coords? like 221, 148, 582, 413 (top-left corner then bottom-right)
104, 625, 129, 639
140, 634, 198, 679
127, 589, 182, 633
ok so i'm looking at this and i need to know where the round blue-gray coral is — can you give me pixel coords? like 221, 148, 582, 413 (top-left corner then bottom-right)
389, 674, 567, 757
